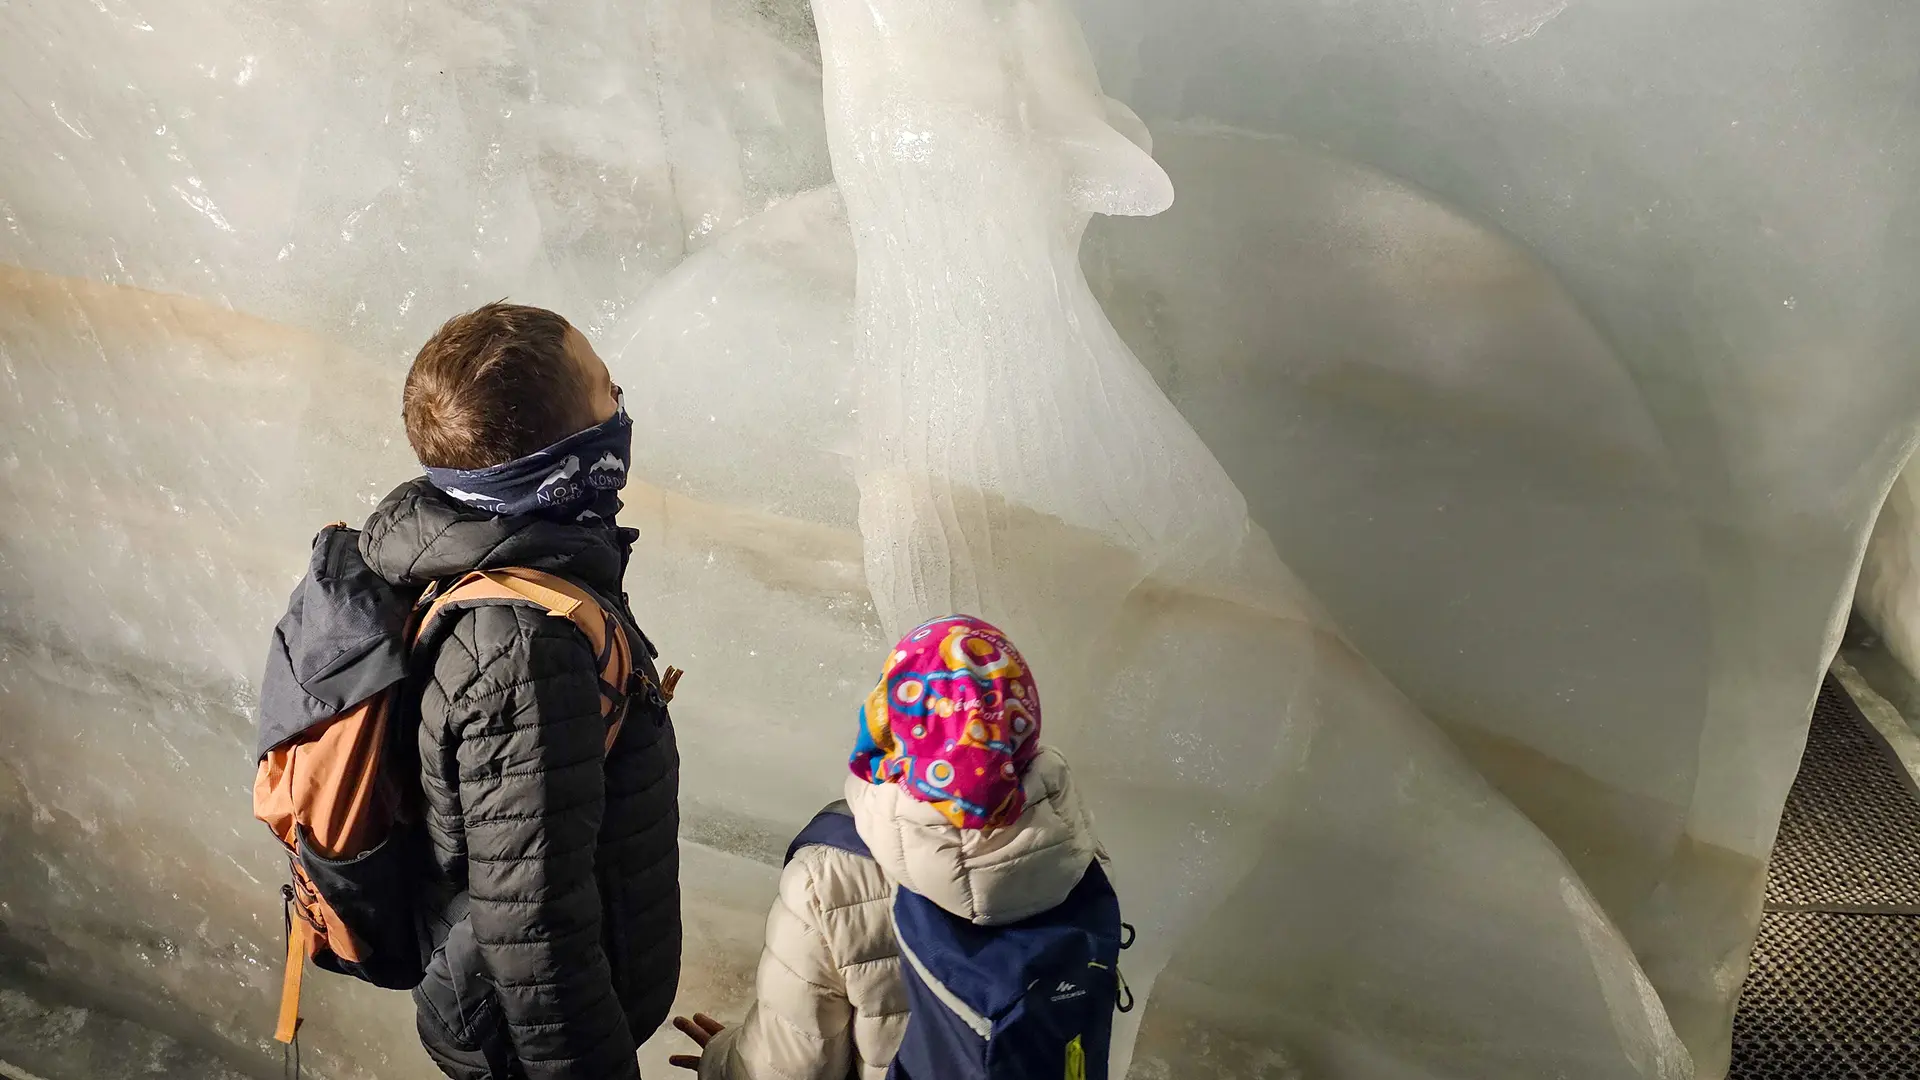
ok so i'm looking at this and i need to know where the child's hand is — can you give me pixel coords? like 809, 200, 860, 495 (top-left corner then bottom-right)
668, 1013, 726, 1071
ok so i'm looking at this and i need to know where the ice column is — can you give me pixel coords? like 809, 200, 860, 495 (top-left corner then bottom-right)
812, 1, 1691, 1076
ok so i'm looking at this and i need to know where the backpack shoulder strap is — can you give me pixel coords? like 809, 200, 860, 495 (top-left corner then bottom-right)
785, 801, 872, 865
415, 568, 662, 753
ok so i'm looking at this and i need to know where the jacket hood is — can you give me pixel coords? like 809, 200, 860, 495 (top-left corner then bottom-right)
255, 523, 410, 758
359, 477, 630, 597
845, 746, 1102, 925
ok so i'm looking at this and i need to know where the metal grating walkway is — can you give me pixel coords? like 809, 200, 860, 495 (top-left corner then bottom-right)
1728, 675, 1920, 1079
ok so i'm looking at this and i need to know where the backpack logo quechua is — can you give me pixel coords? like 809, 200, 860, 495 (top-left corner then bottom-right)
251, 523, 680, 1044
785, 803, 1133, 1080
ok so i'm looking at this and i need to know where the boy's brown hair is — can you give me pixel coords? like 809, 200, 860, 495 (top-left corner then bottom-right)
403, 301, 596, 470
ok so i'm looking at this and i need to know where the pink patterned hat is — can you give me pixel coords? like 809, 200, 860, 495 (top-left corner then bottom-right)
850, 615, 1043, 830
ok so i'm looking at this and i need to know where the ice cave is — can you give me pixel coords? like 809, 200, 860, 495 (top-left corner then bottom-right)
2, 0, 1918, 1077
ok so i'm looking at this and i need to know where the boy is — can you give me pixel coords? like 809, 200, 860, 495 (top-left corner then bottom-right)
383, 303, 680, 1079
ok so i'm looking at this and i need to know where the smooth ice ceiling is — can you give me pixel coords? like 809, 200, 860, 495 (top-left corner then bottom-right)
1, 1, 1916, 1079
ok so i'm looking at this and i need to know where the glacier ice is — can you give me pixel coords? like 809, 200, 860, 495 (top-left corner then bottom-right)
1858, 457, 1920, 682
1, 0, 1918, 1078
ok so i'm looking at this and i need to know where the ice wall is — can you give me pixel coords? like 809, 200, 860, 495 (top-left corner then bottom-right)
1858, 456, 1920, 681
0, 3, 840, 1076
2, 1, 1918, 1079
1065, 5, 1920, 1071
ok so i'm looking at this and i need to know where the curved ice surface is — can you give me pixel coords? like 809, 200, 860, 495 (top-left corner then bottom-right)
1859, 457, 1920, 679
1, 0, 1917, 1078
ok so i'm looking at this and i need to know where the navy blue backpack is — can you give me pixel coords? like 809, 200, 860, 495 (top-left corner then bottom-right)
786, 803, 1133, 1080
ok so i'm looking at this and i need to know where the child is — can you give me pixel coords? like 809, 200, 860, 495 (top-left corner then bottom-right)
276, 302, 682, 1079
671, 615, 1111, 1079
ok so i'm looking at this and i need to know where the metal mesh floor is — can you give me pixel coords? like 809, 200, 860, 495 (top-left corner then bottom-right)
1729, 675, 1920, 1080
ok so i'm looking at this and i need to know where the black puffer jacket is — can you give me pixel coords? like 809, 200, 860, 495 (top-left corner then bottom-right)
361, 479, 681, 1080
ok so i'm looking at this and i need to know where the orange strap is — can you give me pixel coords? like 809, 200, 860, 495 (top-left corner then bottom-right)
421, 570, 644, 754
425, 570, 587, 626
275, 916, 306, 1043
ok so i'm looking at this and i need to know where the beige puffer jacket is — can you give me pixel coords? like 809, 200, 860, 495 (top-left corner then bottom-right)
697, 746, 1105, 1080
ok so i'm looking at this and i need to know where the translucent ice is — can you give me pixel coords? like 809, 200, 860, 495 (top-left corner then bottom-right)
2, 0, 1918, 1078
813, 1, 1687, 1075
1858, 455, 1920, 681
1067, 5, 1920, 1069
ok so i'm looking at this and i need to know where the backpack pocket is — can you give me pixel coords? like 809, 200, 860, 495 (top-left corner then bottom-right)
888, 861, 1124, 1080
296, 822, 428, 989
987, 947, 1117, 1080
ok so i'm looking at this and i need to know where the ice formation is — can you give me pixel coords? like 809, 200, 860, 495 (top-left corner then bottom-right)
1858, 458, 1920, 678
2, 0, 1918, 1078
